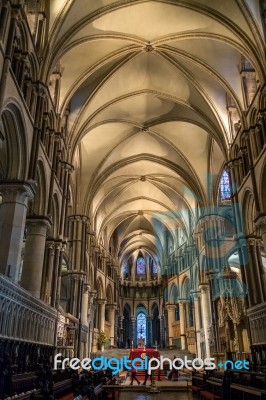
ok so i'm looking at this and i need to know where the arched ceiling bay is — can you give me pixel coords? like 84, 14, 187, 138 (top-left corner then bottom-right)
46, 0, 265, 274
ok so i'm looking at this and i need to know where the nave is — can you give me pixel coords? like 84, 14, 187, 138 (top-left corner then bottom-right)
1, 0, 266, 399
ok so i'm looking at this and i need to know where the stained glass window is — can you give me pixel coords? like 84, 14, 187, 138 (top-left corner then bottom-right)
137, 256, 145, 274
137, 312, 146, 340
124, 263, 129, 274
152, 261, 158, 274
220, 170, 231, 200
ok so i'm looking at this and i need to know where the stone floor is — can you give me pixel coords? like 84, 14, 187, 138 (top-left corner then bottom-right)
120, 392, 198, 400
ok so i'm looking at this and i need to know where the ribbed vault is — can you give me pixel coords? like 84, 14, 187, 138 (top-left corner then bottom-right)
45, 0, 266, 275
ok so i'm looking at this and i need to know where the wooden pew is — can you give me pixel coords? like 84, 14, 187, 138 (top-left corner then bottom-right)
103, 384, 122, 400
94, 383, 104, 399
230, 383, 266, 399
200, 381, 222, 400
191, 372, 205, 395
199, 375, 224, 400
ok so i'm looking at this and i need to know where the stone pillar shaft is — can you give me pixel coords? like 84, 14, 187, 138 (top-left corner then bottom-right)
159, 315, 164, 347
98, 299, 106, 332
107, 305, 116, 346
131, 317, 136, 346
0, 181, 35, 282
179, 302, 187, 350
192, 294, 202, 359
81, 284, 90, 325
50, 242, 62, 308
200, 284, 212, 358
42, 241, 55, 302
147, 316, 153, 347
20, 216, 51, 297
166, 305, 175, 346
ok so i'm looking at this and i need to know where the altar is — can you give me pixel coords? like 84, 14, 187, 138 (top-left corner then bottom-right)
128, 348, 161, 380
129, 348, 160, 360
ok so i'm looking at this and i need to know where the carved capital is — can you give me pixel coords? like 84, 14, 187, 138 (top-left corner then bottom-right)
255, 214, 266, 235
199, 283, 210, 293
166, 304, 176, 312
26, 216, 52, 237
0, 180, 36, 205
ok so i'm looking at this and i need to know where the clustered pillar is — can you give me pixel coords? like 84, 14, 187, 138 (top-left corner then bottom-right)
0, 181, 35, 283
20, 216, 51, 297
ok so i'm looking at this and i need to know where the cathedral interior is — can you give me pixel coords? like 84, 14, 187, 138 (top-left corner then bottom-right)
1, 0, 266, 399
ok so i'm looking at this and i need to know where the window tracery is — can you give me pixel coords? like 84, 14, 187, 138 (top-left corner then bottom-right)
137, 312, 146, 341
220, 170, 231, 200
136, 256, 145, 275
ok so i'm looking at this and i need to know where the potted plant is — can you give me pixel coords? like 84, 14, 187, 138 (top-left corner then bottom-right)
97, 331, 107, 351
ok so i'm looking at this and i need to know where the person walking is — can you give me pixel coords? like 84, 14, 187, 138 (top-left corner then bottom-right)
130, 367, 140, 385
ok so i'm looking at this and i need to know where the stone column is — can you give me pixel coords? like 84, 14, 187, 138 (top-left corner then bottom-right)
247, 238, 263, 305
255, 216, 266, 297
98, 299, 106, 333
131, 317, 136, 347
192, 292, 201, 359
81, 284, 90, 325
199, 284, 212, 358
147, 316, 153, 347
166, 305, 175, 346
0, 181, 35, 282
50, 242, 62, 308
158, 315, 165, 347
179, 302, 187, 350
42, 241, 55, 303
119, 316, 124, 345
106, 305, 116, 346
0, 5, 19, 110
87, 290, 96, 354
20, 216, 51, 297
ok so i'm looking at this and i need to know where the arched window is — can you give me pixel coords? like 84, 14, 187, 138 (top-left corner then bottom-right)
175, 305, 180, 321
220, 170, 231, 200
189, 302, 194, 327
137, 312, 146, 341
136, 256, 145, 275
61, 257, 68, 272
152, 260, 158, 274
124, 262, 129, 274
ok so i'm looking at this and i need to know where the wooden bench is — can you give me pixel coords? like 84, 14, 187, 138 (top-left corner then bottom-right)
199, 377, 223, 400
230, 383, 266, 399
200, 390, 222, 399
191, 372, 205, 394
12, 372, 38, 393
103, 384, 122, 400
94, 383, 104, 399
53, 377, 73, 397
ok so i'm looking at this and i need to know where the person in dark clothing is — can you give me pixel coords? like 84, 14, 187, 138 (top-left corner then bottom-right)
142, 370, 152, 385
142, 355, 152, 385
130, 368, 140, 385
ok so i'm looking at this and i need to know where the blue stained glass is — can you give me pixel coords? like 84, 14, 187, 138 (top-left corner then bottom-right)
137, 257, 145, 274
124, 263, 129, 274
220, 170, 231, 200
137, 312, 146, 340
152, 262, 158, 274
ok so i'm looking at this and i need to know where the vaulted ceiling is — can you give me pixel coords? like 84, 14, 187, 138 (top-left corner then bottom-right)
44, 0, 266, 269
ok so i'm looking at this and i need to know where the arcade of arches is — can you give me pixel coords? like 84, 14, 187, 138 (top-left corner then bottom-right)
1, 0, 266, 369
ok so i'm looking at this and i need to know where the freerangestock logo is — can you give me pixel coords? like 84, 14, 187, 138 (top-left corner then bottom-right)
54, 354, 249, 375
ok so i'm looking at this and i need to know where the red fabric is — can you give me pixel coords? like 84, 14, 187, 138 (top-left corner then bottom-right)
129, 348, 160, 360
